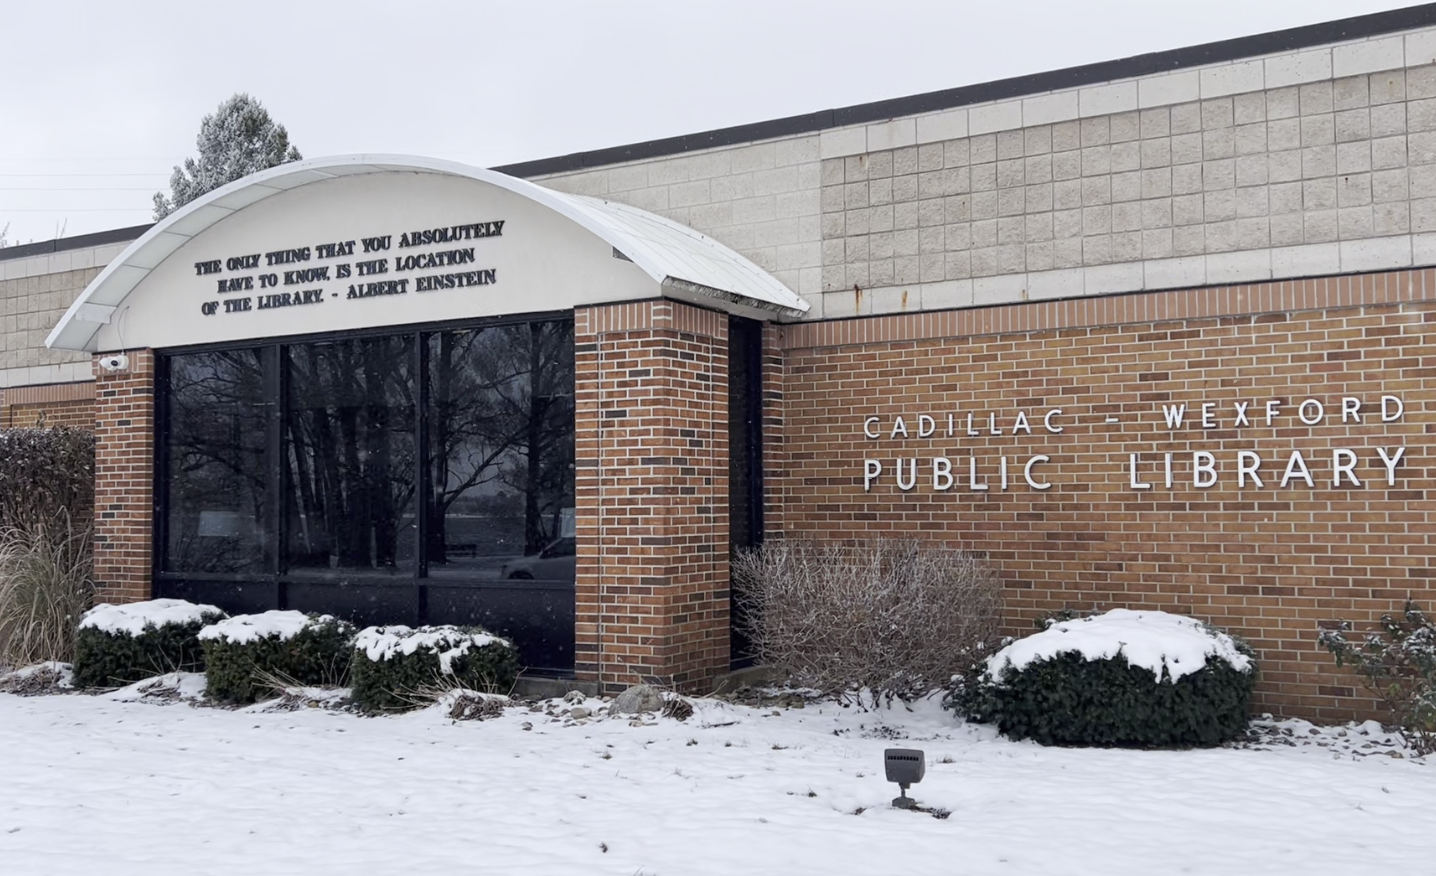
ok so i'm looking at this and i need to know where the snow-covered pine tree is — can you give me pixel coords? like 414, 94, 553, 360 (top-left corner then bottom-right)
152, 93, 302, 220
0, 222, 10, 248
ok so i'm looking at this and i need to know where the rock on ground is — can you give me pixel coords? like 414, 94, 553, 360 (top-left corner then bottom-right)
612, 683, 664, 714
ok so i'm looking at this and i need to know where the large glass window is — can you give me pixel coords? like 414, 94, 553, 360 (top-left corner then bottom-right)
159, 317, 574, 583
285, 337, 417, 575
427, 323, 576, 580
163, 350, 268, 574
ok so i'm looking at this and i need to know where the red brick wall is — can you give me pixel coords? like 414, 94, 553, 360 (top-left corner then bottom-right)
91, 351, 155, 604
0, 382, 94, 429
774, 270, 1436, 722
575, 301, 731, 693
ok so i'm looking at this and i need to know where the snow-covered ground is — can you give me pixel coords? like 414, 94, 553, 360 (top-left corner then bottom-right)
1, 678, 1430, 876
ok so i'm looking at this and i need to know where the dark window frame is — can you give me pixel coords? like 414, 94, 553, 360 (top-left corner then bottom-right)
153, 310, 578, 672
728, 315, 764, 667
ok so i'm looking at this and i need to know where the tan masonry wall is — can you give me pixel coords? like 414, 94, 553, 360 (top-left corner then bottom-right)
773, 268, 1436, 722
91, 351, 155, 604
539, 29, 1436, 322
0, 239, 128, 385
574, 301, 731, 693
0, 381, 94, 429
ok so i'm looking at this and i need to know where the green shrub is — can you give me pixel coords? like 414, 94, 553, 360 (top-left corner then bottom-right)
350, 625, 518, 713
72, 599, 226, 688
0, 516, 93, 668
199, 612, 356, 704
948, 609, 1257, 747
1320, 601, 1436, 757
0, 427, 95, 532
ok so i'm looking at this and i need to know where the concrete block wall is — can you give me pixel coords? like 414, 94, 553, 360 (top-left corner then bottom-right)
539, 25, 1436, 322
0, 241, 131, 387
5, 21, 1436, 381
535, 138, 826, 311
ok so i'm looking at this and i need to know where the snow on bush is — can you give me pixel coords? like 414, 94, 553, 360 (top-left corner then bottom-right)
82, 599, 224, 637
354, 625, 507, 672
988, 609, 1253, 681
199, 612, 355, 705
198, 610, 325, 645
950, 609, 1258, 747
350, 625, 517, 713
72, 599, 227, 688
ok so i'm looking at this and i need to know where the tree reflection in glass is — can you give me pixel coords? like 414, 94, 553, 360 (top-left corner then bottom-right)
426, 321, 575, 581
284, 336, 417, 574
163, 350, 267, 573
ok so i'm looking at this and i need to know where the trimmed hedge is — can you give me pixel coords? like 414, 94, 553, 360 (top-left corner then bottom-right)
199, 612, 356, 704
350, 625, 519, 713
0, 427, 95, 532
949, 612, 1257, 747
72, 601, 226, 688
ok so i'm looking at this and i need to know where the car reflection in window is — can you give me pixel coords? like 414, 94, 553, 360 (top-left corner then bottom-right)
500, 536, 576, 581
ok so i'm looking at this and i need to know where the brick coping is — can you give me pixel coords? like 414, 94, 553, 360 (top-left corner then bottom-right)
780, 269, 1436, 351
0, 381, 95, 407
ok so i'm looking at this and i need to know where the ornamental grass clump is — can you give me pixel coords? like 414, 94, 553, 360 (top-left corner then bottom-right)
0, 427, 96, 671
0, 517, 94, 669
350, 625, 518, 713
72, 599, 226, 688
199, 612, 356, 704
948, 609, 1257, 747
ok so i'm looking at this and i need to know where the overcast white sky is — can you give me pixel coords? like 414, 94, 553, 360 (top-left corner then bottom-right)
0, 0, 1421, 244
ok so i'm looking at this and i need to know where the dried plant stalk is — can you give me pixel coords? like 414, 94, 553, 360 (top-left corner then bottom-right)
0, 516, 94, 668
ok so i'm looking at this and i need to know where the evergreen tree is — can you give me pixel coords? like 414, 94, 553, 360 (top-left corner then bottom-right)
0, 223, 9, 248
153, 93, 302, 220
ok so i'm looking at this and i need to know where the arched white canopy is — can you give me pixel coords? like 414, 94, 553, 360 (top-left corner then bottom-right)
47, 154, 809, 352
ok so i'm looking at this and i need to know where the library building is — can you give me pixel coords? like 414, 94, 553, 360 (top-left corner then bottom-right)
4, 6, 1436, 720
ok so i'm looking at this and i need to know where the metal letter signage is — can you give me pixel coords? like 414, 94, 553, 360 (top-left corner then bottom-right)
859, 395, 1409, 493
194, 220, 504, 321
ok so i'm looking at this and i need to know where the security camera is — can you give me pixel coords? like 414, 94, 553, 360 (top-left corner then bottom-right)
98, 354, 129, 372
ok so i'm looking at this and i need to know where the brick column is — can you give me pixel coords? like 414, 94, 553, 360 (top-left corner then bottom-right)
92, 349, 156, 604
574, 301, 730, 693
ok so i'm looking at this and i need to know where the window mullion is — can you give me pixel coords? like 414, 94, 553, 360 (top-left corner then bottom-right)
267, 345, 285, 588
415, 332, 430, 585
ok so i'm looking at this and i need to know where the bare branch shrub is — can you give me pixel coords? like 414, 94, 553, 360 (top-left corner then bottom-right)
0, 428, 95, 533
0, 516, 94, 669
732, 539, 1004, 706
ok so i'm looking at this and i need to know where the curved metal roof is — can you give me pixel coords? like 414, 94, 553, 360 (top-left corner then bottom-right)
46, 154, 808, 352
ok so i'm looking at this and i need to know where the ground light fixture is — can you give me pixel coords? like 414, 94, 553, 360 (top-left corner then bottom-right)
884, 748, 925, 809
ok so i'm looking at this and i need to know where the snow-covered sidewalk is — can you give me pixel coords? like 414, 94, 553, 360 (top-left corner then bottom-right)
1, 683, 1429, 876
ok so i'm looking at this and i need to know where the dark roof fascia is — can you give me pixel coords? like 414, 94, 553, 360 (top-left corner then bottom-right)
496, 3, 1436, 179
0, 223, 151, 264
11, 5, 1436, 259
